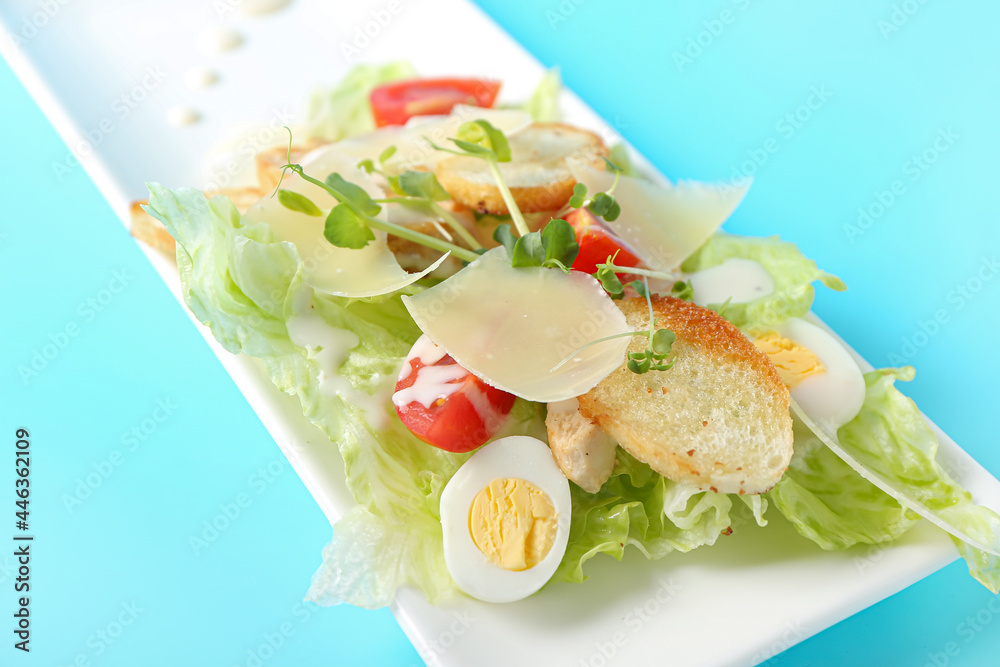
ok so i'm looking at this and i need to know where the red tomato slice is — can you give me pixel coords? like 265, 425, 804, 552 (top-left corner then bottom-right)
565, 208, 642, 279
370, 78, 502, 128
393, 338, 515, 453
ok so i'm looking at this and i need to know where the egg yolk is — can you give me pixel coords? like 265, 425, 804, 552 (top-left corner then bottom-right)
469, 478, 557, 571
754, 332, 826, 388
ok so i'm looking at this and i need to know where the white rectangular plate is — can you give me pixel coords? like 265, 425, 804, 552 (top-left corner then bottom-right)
5, 1, 1000, 665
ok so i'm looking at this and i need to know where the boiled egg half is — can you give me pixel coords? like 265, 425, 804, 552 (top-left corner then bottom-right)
439, 436, 571, 603
753, 317, 866, 431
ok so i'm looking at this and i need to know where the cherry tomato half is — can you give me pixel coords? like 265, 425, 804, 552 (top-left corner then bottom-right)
369, 78, 502, 128
565, 208, 642, 279
393, 336, 516, 453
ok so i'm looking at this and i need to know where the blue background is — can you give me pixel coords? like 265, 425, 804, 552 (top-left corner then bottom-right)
2, 1, 999, 665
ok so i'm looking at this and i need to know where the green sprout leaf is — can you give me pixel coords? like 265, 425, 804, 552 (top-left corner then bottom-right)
511, 233, 544, 268
568, 182, 588, 209
596, 265, 625, 298
378, 145, 397, 164
541, 218, 579, 269
455, 119, 512, 162
325, 173, 382, 217
356, 158, 375, 174
590, 192, 617, 219
396, 171, 451, 201
607, 144, 635, 177
602, 156, 623, 174
277, 189, 322, 217
651, 328, 676, 356
603, 198, 621, 222
451, 139, 498, 159
627, 356, 650, 374
628, 280, 650, 299
708, 297, 734, 319
493, 224, 517, 256
324, 204, 375, 249
671, 280, 694, 301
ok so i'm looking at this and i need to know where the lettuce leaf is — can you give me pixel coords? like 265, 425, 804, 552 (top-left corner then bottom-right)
301, 61, 417, 142
770, 368, 1000, 592
555, 449, 734, 583
522, 67, 562, 122
681, 234, 845, 334
145, 183, 496, 607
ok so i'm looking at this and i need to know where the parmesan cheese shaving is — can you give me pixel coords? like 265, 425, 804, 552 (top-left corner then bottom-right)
243, 151, 450, 297
317, 105, 532, 176
569, 160, 750, 271
403, 247, 631, 403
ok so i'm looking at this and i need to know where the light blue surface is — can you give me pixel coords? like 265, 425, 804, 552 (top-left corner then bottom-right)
1, 1, 999, 666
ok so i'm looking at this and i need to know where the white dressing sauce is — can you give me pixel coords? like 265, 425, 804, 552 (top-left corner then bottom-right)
240, 0, 292, 16
166, 106, 201, 126
397, 334, 449, 381
198, 27, 244, 54
184, 67, 219, 90
392, 364, 468, 409
687, 258, 774, 307
286, 290, 390, 429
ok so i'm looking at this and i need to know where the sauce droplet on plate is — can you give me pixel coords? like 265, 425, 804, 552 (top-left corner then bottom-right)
184, 67, 219, 90
197, 27, 244, 54
167, 106, 201, 127
240, 0, 292, 16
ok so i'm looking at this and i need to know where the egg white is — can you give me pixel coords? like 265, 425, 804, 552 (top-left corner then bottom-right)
775, 317, 866, 431
439, 436, 571, 604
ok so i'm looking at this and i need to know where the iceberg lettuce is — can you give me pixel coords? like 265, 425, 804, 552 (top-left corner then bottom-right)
522, 67, 562, 122
146, 184, 471, 607
770, 368, 1000, 592
555, 449, 737, 583
682, 234, 845, 334
300, 61, 416, 142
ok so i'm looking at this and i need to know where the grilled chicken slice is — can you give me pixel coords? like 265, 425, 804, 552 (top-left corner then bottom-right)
545, 398, 617, 493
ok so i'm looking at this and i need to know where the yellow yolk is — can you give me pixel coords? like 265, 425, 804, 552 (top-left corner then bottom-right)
469, 478, 558, 571
754, 332, 826, 388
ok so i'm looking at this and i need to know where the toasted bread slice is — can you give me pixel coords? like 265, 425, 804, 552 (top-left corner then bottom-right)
129, 187, 264, 254
435, 123, 607, 215
578, 296, 793, 494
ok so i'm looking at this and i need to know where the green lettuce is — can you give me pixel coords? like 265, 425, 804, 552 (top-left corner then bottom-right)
770, 368, 1000, 592
300, 61, 416, 142
522, 67, 562, 122
555, 449, 741, 583
145, 184, 482, 607
681, 234, 845, 334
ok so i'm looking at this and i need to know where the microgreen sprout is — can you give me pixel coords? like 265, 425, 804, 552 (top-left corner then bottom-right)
492, 218, 579, 272
707, 297, 733, 319
626, 277, 676, 374
271, 129, 479, 262
593, 252, 677, 299
670, 279, 694, 301
565, 157, 624, 222
550, 275, 676, 375
427, 119, 531, 237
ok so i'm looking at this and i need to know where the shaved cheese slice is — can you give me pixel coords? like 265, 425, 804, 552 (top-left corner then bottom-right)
792, 400, 1000, 558
243, 151, 450, 298
403, 247, 632, 402
569, 161, 750, 272
317, 106, 532, 176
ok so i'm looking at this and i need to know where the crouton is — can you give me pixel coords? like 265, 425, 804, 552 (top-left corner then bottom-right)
578, 296, 793, 494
